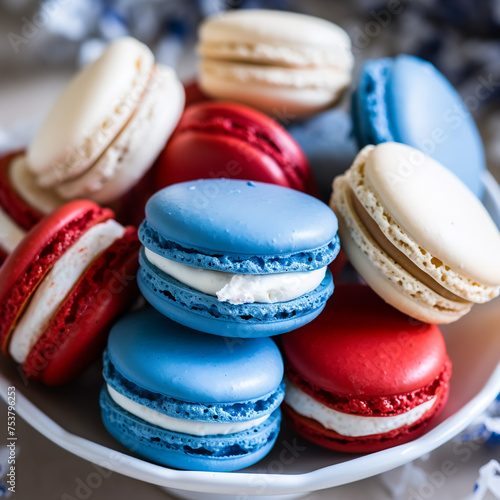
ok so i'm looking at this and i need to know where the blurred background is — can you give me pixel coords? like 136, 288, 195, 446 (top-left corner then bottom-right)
1, 0, 500, 180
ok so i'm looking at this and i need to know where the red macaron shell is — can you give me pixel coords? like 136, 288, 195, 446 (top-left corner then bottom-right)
0, 200, 114, 354
283, 377, 449, 453
155, 102, 317, 195
23, 227, 140, 385
282, 284, 448, 398
0, 150, 44, 230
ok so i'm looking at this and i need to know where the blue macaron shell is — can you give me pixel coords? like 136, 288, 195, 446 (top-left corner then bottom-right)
287, 109, 358, 201
143, 179, 339, 265
353, 55, 486, 197
138, 249, 334, 337
100, 387, 282, 472
103, 350, 285, 423
106, 307, 284, 403
139, 220, 340, 274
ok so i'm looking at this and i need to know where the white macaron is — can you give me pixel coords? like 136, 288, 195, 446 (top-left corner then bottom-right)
197, 10, 353, 118
27, 37, 185, 204
331, 142, 500, 324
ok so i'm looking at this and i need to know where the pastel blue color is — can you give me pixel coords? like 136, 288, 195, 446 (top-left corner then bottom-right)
100, 308, 284, 472
352, 54, 486, 198
100, 388, 281, 472
138, 249, 334, 337
144, 179, 339, 264
139, 221, 340, 274
106, 308, 284, 402
287, 109, 358, 201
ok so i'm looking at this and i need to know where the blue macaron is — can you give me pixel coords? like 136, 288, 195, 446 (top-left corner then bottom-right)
138, 179, 339, 337
351, 54, 486, 198
100, 307, 284, 472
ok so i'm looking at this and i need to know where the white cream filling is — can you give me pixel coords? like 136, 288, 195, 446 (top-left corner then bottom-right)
107, 384, 269, 436
285, 381, 437, 437
0, 204, 25, 254
9, 220, 125, 363
144, 247, 326, 305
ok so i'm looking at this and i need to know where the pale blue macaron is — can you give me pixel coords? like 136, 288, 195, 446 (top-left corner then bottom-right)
100, 307, 284, 472
352, 54, 486, 198
138, 179, 340, 337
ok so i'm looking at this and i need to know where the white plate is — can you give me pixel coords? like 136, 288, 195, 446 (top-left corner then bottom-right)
1, 172, 500, 500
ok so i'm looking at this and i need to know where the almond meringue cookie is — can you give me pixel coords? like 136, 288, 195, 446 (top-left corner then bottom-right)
27, 37, 185, 204
331, 142, 500, 324
197, 10, 353, 118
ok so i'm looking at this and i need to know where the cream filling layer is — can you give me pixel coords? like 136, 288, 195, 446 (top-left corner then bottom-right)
285, 381, 437, 437
9, 220, 125, 363
144, 247, 327, 305
107, 385, 269, 436
0, 204, 25, 254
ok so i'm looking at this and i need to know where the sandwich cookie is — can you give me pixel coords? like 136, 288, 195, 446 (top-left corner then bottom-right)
197, 10, 353, 118
26, 37, 185, 206
282, 284, 451, 453
0, 200, 140, 384
0, 151, 63, 264
331, 142, 500, 324
351, 55, 486, 197
100, 307, 284, 471
156, 102, 317, 195
138, 179, 339, 337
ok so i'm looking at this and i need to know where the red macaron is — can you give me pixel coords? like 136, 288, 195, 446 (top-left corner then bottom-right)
155, 101, 318, 195
0, 151, 44, 264
0, 200, 140, 385
282, 284, 451, 453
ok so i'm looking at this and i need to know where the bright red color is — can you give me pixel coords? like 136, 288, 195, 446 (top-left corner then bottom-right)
0, 200, 140, 385
155, 102, 318, 196
281, 283, 451, 453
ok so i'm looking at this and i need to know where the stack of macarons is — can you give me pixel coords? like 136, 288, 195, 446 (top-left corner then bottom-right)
2, 5, 500, 475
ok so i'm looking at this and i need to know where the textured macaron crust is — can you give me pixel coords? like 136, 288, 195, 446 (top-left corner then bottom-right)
26, 37, 184, 205
138, 179, 339, 336
282, 284, 451, 453
100, 308, 284, 471
352, 55, 486, 197
197, 10, 353, 117
0, 200, 140, 384
331, 142, 500, 324
156, 101, 317, 195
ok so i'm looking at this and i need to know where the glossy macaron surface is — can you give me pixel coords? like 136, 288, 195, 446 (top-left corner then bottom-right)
353, 55, 486, 197
144, 179, 338, 258
282, 284, 448, 397
107, 308, 284, 403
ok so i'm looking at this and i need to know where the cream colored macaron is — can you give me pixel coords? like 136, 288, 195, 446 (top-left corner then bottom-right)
197, 10, 353, 118
331, 142, 500, 324
27, 37, 185, 205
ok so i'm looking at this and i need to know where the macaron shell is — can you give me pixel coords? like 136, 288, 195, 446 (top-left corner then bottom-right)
183, 80, 211, 108
199, 9, 353, 57
27, 37, 155, 181
364, 142, 500, 286
156, 101, 316, 194
106, 307, 284, 402
55, 65, 185, 205
145, 179, 338, 256
137, 255, 334, 338
100, 387, 282, 472
23, 227, 140, 385
0, 201, 113, 353
387, 56, 485, 197
283, 379, 448, 453
0, 151, 43, 230
282, 284, 448, 396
